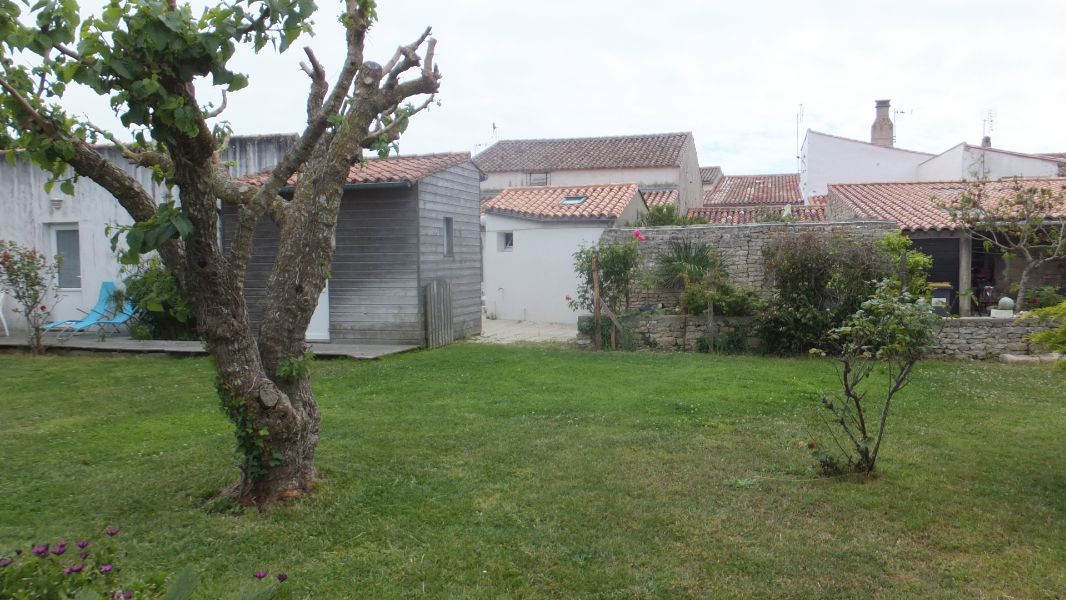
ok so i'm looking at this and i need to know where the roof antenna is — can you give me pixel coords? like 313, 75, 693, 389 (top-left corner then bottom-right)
892, 106, 913, 145
795, 103, 803, 172
982, 109, 996, 142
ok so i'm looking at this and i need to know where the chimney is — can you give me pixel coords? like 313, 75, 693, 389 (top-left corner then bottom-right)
981, 135, 992, 148
871, 99, 894, 148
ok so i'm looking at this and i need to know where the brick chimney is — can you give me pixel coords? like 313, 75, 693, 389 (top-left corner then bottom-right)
871, 99, 894, 147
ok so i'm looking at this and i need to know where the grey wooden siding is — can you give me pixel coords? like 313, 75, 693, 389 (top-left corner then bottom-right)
417, 162, 483, 339
219, 205, 279, 330
331, 186, 423, 344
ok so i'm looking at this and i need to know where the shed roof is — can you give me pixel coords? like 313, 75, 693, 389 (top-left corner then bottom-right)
483, 183, 643, 221
828, 178, 1066, 231
472, 132, 691, 172
240, 152, 471, 186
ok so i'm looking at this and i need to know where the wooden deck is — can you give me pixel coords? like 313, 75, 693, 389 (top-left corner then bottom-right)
0, 335, 418, 360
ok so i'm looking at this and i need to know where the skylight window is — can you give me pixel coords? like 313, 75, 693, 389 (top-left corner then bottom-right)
561, 195, 588, 205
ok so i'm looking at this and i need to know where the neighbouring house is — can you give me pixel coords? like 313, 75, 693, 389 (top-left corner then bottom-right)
690, 204, 825, 225
227, 153, 483, 346
800, 100, 1066, 201
0, 134, 295, 333
700, 166, 724, 192
474, 132, 703, 215
827, 177, 1066, 315
482, 183, 647, 323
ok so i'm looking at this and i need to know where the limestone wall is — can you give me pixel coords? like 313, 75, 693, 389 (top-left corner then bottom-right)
600, 221, 899, 308
588, 313, 1054, 360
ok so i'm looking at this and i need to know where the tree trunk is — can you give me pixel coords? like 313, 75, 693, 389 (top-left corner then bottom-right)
1015, 263, 1036, 312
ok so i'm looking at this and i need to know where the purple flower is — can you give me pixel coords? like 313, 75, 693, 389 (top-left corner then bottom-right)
51, 545, 66, 556
105, 528, 119, 537
113, 592, 133, 599
253, 570, 268, 579
32, 545, 48, 556
63, 563, 85, 574
0, 558, 12, 568
100, 564, 113, 573
276, 572, 288, 582
77, 540, 90, 549
79, 551, 89, 559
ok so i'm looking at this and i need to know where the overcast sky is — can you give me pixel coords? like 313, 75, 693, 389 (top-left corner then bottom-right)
68, 1, 1066, 175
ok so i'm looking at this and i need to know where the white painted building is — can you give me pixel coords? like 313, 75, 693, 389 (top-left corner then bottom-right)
482, 183, 646, 324
800, 100, 1066, 201
0, 135, 294, 333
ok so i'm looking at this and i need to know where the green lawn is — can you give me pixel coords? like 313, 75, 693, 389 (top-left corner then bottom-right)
1, 345, 1065, 598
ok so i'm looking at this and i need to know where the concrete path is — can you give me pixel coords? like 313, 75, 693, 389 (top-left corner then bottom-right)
0, 335, 416, 360
473, 317, 578, 344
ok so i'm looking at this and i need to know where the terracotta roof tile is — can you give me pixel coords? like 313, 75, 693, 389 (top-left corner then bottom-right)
483, 184, 642, 220
642, 190, 678, 207
472, 132, 691, 172
702, 173, 802, 205
239, 152, 470, 186
808, 194, 828, 206
688, 204, 825, 225
828, 178, 1066, 231
700, 166, 724, 185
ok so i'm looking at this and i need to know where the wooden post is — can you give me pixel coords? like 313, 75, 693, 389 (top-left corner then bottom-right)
592, 256, 602, 351
707, 270, 716, 353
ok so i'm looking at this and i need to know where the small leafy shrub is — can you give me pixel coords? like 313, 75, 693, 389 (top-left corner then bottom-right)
1024, 286, 1064, 309
576, 315, 635, 351
876, 232, 932, 298
0, 240, 62, 355
811, 281, 939, 474
1024, 299, 1066, 358
632, 204, 707, 227
121, 257, 197, 340
680, 280, 761, 317
570, 241, 641, 314
0, 527, 291, 599
758, 231, 929, 354
276, 349, 315, 382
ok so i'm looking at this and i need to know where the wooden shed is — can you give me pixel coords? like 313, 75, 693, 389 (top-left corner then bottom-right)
224, 152, 483, 346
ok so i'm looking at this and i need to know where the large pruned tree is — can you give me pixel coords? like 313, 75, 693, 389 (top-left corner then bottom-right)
940, 178, 1066, 312
0, 0, 440, 507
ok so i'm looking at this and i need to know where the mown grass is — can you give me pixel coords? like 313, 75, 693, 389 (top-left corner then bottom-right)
1, 345, 1065, 598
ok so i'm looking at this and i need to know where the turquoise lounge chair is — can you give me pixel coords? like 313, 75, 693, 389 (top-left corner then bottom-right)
96, 301, 138, 334
43, 281, 117, 338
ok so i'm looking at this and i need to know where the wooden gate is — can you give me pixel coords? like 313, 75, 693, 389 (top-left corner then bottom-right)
424, 279, 454, 348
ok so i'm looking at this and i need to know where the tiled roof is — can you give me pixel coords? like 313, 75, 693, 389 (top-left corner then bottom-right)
239, 152, 470, 186
700, 166, 724, 185
642, 190, 678, 207
808, 194, 828, 206
483, 184, 642, 220
828, 178, 1066, 231
689, 204, 825, 225
702, 173, 803, 205
472, 132, 691, 172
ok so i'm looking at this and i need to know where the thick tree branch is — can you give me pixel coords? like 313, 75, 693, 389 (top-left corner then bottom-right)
203, 91, 228, 119
299, 47, 327, 122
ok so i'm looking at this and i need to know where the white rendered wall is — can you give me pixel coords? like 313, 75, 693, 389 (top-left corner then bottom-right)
676, 137, 704, 214
483, 213, 608, 324
801, 131, 934, 199
963, 146, 1059, 180
0, 136, 292, 334
481, 166, 679, 194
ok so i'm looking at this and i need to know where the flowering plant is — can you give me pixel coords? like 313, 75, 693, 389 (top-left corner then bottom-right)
0, 240, 62, 355
0, 527, 290, 599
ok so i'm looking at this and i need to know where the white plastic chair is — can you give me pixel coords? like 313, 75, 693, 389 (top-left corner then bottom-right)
0, 292, 9, 337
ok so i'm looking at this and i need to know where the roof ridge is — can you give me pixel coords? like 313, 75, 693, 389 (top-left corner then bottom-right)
806, 130, 936, 157
477, 131, 691, 146
828, 176, 1066, 189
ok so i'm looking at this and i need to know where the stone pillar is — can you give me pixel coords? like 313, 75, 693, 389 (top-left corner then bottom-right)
959, 235, 972, 316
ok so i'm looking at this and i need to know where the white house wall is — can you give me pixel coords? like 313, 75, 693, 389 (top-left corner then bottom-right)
0, 136, 293, 333
481, 166, 680, 194
801, 131, 934, 199
676, 137, 703, 214
963, 147, 1059, 180
483, 213, 608, 324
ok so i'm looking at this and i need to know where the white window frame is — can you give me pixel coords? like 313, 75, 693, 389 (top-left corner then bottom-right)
498, 231, 514, 252
51, 223, 82, 290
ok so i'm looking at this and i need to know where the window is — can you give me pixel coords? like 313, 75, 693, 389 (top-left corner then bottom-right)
528, 172, 549, 186
443, 217, 454, 257
498, 231, 514, 252
561, 195, 588, 205
54, 226, 81, 289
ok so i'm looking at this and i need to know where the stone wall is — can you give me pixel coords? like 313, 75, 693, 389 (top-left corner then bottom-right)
930, 317, 1053, 359
600, 220, 899, 308
590, 313, 1054, 360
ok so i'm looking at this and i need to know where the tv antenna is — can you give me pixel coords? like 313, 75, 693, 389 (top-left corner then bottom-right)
892, 106, 913, 144
795, 103, 804, 172
982, 109, 996, 138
